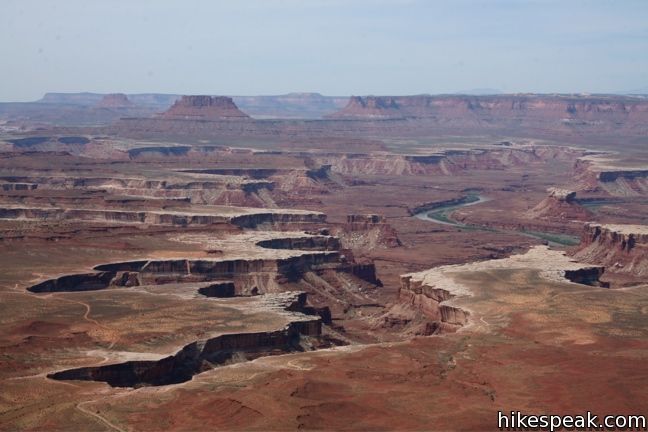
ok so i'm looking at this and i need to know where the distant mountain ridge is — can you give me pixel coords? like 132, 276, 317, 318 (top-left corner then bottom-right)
327, 94, 648, 121
3, 91, 648, 127
35, 92, 348, 119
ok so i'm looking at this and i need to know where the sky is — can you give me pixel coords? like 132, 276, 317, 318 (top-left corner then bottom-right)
1, 0, 647, 101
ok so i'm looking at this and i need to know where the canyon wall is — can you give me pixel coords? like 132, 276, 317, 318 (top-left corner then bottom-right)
333, 214, 402, 249
574, 156, 648, 197
571, 223, 648, 277
313, 145, 584, 176
47, 292, 323, 388
0, 206, 325, 228
396, 274, 469, 334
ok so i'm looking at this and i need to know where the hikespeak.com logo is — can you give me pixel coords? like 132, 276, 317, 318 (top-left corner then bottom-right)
498, 411, 647, 431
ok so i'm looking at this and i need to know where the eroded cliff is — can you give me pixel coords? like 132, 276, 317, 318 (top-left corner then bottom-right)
160, 95, 250, 120
571, 223, 648, 277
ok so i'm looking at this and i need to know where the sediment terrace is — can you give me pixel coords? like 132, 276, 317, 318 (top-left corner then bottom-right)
29, 251, 347, 294
47, 291, 323, 387
574, 153, 648, 196
0, 204, 325, 228
0, 156, 344, 209
310, 144, 588, 176
0, 171, 278, 207
33, 239, 615, 389
26, 229, 374, 294
20, 228, 383, 389
382, 246, 608, 335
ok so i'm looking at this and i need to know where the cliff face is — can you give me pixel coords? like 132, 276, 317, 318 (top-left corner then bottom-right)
314, 145, 584, 177
380, 246, 609, 335
160, 96, 250, 120
598, 171, 648, 196
376, 273, 469, 336
326, 94, 648, 132
47, 292, 322, 388
333, 214, 402, 250
0, 205, 325, 228
397, 275, 469, 333
574, 155, 648, 196
571, 223, 648, 277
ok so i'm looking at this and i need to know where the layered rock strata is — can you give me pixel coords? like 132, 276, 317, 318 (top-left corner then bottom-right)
0, 205, 325, 228
159, 96, 250, 120
110, 94, 648, 140
334, 214, 401, 249
312, 145, 585, 176
574, 154, 648, 197
328, 94, 648, 125
384, 246, 607, 335
571, 223, 648, 276
526, 187, 592, 220
47, 292, 322, 387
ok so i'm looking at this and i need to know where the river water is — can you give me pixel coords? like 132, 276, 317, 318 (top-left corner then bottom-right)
413, 195, 491, 226
413, 195, 579, 247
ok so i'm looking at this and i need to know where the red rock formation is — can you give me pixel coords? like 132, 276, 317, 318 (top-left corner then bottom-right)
160, 96, 250, 120
334, 214, 401, 249
571, 223, 648, 277
326, 94, 648, 133
95, 93, 134, 108
379, 274, 468, 336
329, 96, 404, 119
314, 145, 585, 177
526, 187, 592, 220
47, 292, 322, 387
574, 155, 648, 196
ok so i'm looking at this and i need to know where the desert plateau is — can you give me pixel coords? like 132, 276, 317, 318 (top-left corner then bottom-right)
1, 90, 648, 430
2, 1, 648, 431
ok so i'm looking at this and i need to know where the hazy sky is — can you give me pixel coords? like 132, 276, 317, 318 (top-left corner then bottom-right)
1, 0, 647, 101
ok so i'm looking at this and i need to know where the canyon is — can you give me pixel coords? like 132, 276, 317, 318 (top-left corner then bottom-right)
1, 92, 647, 431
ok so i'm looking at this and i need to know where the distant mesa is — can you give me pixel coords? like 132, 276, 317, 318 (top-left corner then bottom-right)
95, 93, 134, 108
328, 96, 404, 119
160, 95, 250, 120
327, 94, 648, 122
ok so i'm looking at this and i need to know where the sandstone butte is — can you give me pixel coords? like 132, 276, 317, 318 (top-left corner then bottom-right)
159, 95, 251, 120
95, 93, 134, 109
525, 187, 592, 221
